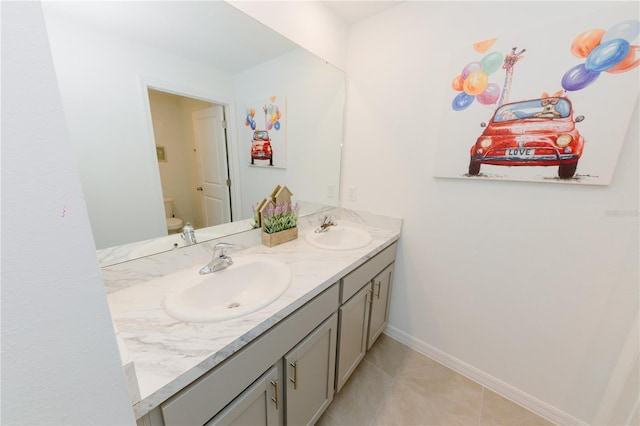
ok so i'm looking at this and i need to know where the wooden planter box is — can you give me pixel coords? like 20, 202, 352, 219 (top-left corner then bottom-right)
261, 227, 298, 247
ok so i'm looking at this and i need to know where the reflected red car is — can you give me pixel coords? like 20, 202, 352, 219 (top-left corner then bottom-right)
251, 130, 273, 166
469, 97, 585, 179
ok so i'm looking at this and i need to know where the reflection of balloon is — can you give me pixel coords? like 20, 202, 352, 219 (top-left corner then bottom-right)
452, 92, 475, 111
274, 121, 281, 131
585, 38, 630, 72
477, 83, 500, 105
480, 52, 503, 75
250, 108, 255, 117
473, 38, 497, 53
463, 71, 488, 95
607, 44, 640, 73
270, 96, 277, 103
451, 75, 464, 91
246, 115, 255, 128
250, 121, 256, 130
267, 104, 274, 114
562, 63, 600, 91
602, 20, 640, 43
461, 61, 482, 79
570, 28, 605, 58
266, 121, 273, 130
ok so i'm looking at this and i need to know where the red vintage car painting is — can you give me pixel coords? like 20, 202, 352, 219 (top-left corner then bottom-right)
468, 97, 585, 179
250, 130, 273, 166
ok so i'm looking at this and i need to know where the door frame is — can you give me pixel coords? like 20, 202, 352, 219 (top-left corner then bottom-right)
139, 77, 242, 224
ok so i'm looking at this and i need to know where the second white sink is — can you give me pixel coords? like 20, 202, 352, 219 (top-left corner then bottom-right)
163, 255, 291, 323
305, 225, 372, 250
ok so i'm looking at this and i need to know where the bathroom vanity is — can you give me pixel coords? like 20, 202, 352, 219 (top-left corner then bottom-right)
103, 207, 401, 426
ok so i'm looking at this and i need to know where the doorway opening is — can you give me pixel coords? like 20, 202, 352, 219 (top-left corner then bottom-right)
147, 88, 233, 231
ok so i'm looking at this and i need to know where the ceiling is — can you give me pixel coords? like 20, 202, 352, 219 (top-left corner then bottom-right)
322, 1, 403, 24
42, 1, 299, 73
42, 1, 403, 74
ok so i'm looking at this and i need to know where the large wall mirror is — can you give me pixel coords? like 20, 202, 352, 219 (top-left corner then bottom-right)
42, 1, 344, 262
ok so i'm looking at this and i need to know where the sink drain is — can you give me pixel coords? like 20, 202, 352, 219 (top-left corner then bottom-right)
227, 302, 240, 309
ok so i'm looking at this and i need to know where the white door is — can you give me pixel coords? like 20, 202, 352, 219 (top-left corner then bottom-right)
192, 106, 231, 227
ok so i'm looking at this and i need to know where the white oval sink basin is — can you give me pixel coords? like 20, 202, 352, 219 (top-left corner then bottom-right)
305, 225, 373, 250
162, 255, 291, 323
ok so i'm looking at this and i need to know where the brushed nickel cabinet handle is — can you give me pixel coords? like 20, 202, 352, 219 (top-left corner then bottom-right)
289, 361, 298, 390
368, 289, 374, 304
270, 380, 279, 409
375, 280, 381, 299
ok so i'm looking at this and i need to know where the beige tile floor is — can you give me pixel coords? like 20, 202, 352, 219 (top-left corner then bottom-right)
317, 334, 554, 426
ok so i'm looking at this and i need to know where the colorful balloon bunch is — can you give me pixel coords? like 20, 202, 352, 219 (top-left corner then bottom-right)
245, 102, 283, 131
562, 20, 640, 91
451, 50, 504, 111
264, 103, 282, 131
245, 108, 257, 130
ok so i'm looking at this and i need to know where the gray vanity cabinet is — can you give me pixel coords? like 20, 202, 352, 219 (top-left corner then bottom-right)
284, 313, 338, 426
335, 243, 396, 392
335, 284, 370, 392
206, 364, 282, 426
210, 312, 338, 426
367, 263, 394, 350
209, 312, 338, 426
143, 285, 340, 426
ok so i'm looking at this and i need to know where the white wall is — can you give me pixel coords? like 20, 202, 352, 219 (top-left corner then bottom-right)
1, 2, 135, 424
43, 10, 237, 249
227, 0, 348, 71
341, 1, 638, 424
233, 48, 345, 219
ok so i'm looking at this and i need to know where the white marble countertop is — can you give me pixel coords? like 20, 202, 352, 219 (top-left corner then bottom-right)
103, 208, 402, 419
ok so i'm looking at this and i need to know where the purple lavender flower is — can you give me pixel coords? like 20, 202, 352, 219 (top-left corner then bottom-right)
265, 203, 275, 218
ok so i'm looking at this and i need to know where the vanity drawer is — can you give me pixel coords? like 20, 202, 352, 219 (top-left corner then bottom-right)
340, 243, 397, 303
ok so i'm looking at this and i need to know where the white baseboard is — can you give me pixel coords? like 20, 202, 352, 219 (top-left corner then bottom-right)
383, 325, 587, 426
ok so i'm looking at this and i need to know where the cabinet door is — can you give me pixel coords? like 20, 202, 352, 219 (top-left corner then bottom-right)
206, 364, 282, 426
284, 313, 337, 426
367, 263, 394, 350
336, 284, 370, 392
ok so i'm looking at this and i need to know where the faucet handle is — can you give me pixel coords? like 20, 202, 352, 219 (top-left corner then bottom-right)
181, 222, 197, 245
315, 215, 337, 233
212, 242, 235, 257
322, 215, 337, 227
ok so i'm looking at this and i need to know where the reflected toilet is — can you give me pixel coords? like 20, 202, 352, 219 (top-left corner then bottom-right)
163, 197, 184, 234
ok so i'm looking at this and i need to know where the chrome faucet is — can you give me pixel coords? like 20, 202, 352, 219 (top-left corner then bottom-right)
315, 215, 337, 233
199, 242, 235, 275
181, 222, 197, 246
